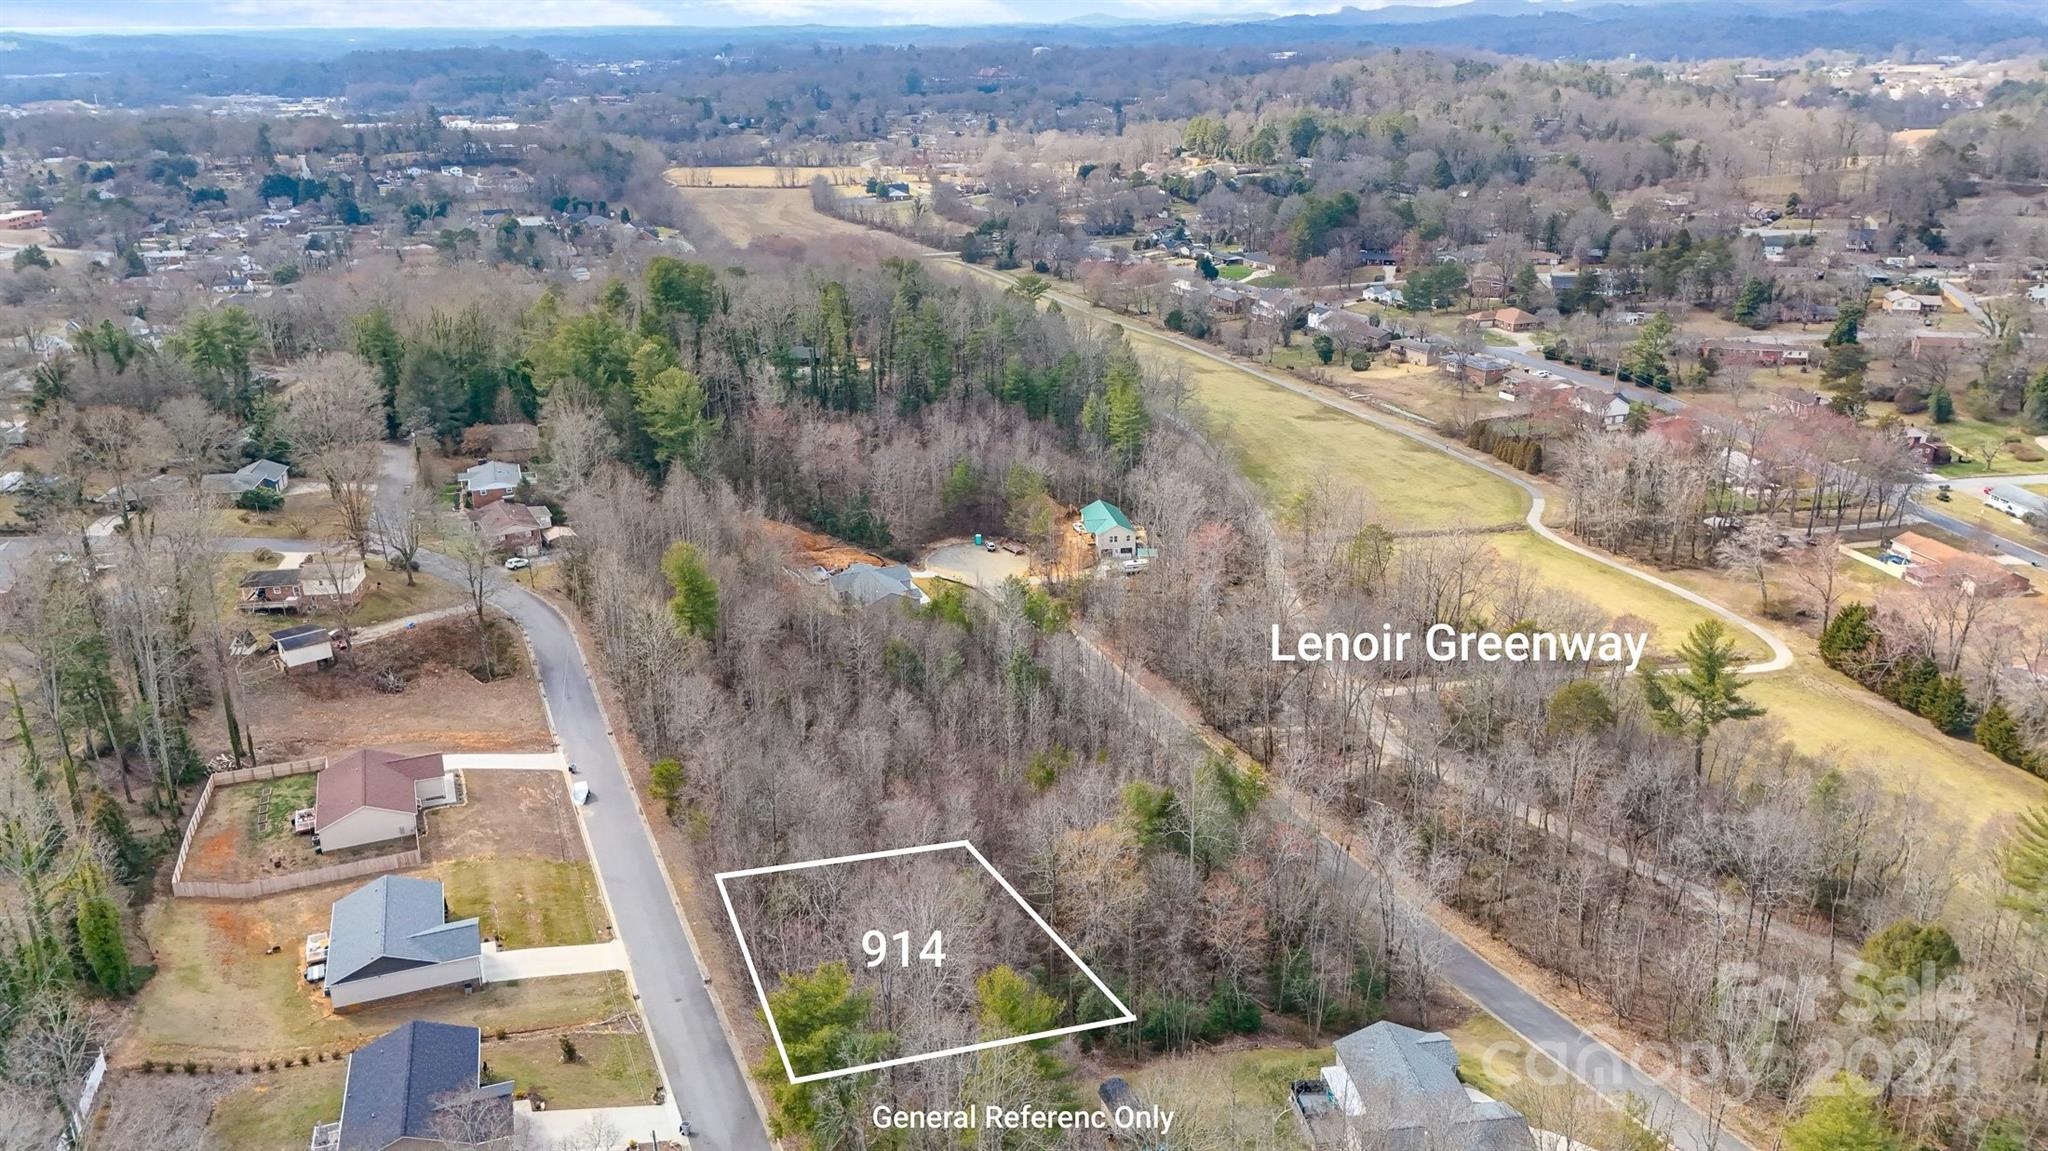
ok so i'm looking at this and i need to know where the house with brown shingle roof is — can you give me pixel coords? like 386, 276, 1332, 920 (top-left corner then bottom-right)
314, 749, 455, 853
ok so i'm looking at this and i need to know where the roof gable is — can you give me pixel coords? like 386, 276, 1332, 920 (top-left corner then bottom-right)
338, 1021, 506, 1151
1079, 500, 1133, 533
325, 875, 480, 987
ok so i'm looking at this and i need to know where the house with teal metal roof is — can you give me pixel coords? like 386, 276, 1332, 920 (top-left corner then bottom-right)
1077, 500, 1143, 562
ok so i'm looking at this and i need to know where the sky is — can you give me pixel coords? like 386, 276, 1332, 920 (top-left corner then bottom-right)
0, 0, 1487, 33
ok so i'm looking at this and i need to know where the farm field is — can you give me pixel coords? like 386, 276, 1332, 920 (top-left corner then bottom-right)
664, 164, 872, 187
666, 180, 928, 255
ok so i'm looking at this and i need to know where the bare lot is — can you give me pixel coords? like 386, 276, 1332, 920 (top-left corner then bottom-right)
194, 618, 550, 763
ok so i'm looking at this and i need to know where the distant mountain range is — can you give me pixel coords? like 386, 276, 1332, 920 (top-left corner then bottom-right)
0, 0, 2041, 101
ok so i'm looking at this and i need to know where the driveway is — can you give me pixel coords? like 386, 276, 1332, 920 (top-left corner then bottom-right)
923, 541, 1029, 589
516, 1101, 680, 1148
482, 939, 627, 981
442, 752, 569, 772
379, 445, 772, 1151
949, 261, 1792, 675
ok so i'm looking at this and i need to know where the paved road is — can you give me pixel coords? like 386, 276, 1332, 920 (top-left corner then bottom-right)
1060, 622, 1753, 1151
948, 260, 1794, 674
373, 446, 771, 1151
1908, 497, 2048, 567
1310, 837, 1751, 1151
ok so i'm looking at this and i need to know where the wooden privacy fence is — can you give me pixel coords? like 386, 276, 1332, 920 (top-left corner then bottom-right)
170, 755, 420, 898
172, 847, 422, 899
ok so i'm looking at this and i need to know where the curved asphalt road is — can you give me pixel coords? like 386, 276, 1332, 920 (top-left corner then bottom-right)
380, 449, 772, 1150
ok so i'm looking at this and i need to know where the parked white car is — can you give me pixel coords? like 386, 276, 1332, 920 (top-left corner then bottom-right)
504, 556, 530, 570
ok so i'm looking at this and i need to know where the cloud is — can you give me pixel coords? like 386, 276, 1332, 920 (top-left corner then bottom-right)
0, 0, 1466, 31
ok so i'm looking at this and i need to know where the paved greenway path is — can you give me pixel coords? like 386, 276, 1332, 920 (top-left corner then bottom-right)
371, 446, 773, 1151
938, 256, 1795, 677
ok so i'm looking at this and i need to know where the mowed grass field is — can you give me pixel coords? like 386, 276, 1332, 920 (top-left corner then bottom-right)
717, 193, 2048, 846
665, 164, 869, 188
208, 1063, 347, 1150
1746, 667, 2046, 834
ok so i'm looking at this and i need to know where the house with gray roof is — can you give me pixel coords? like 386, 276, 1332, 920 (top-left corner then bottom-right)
323, 875, 482, 1009
1294, 1021, 1535, 1150
311, 1021, 511, 1151
200, 458, 290, 497
458, 460, 523, 508
827, 562, 929, 609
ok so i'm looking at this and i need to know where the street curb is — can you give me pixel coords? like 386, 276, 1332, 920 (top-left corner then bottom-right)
512, 619, 684, 1142
523, 590, 781, 1146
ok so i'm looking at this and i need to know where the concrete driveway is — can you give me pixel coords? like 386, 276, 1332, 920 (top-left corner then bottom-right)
442, 752, 568, 772
378, 445, 771, 1151
482, 939, 627, 981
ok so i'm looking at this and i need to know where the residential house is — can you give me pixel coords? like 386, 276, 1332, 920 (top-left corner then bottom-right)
1902, 427, 1953, 467
827, 562, 930, 609
1291, 1021, 1535, 1151
0, 208, 46, 229
1776, 300, 1841, 325
236, 555, 366, 613
1885, 532, 2029, 596
1078, 499, 1145, 561
1305, 308, 1390, 350
1455, 354, 1511, 390
309, 1021, 511, 1151
322, 876, 484, 1009
271, 623, 336, 673
1908, 331, 1983, 361
1466, 261, 1507, 299
467, 501, 552, 556
1696, 336, 1812, 368
1882, 288, 1942, 314
1359, 284, 1404, 307
458, 460, 522, 508
95, 473, 193, 509
1208, 286, 1247, 315
312, 748, 457, 853
1765, 386, 1825, 413
1491, 306, 1540, 332
1390, 338, 1451, 367
457, 423, 541, 462
1569, 387, 1632, 432
200, 458, 291, 498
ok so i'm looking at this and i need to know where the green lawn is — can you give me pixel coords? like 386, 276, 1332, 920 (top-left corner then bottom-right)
438, 858, 606, 949
254, 776, 316, 842
133, 882, 631, 1063
1216, 264, 1256, 281
208, 1063, 347, 1151
1111, 324, 1527, 529
1744, 668, 2048, 835
484, 1032, 660, 1109
1123, 1044, 1329, 1150
1487, 532, 1721, 657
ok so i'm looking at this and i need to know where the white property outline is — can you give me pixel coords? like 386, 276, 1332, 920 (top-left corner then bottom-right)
714, 840, 1137, 1084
